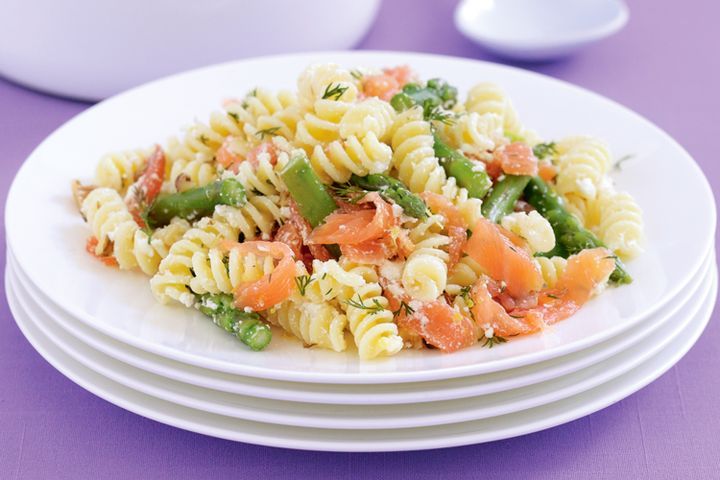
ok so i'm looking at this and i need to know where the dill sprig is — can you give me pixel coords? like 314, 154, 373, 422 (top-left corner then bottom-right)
532, 142, 557, 160
614, 154, 635, 171
227, 111, 240, 123
294, 275, 315, 296
198, 134, 210, 146
329, 183, 366, 203
481, 335, 507, 349
458, 285, 475, 308
425, 106, 455, 125
392, 301, 415, 318
255, 126, 281, 139
350, 69, 364, 81
322, 83, 349, 101
346, 295, 385, 314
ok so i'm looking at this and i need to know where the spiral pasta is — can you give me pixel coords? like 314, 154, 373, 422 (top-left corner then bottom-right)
229, 153, 287, 198
94, 148, 151, 194
268, 295, 348, 352
309, 132, 393, 184
465, 83, 523, 136
81, 188, 191, 275
213, 197, 285, 241
168, 157, 218, 192
500, 211, 555, 254
595, 189, 644, 259
345, 281, 403, 360
303, 259, 366, 304
150, 213, 239, 306
339, 98, 396, 142
435, 112, 504, 160
401, 215, 450, 300
452, 189, 484, 230
563, 193, 601, 229
534, 256, 568, 288
389, 107, 449, 194
297, 63, 359, 111
150, 197, 286, 305
294, 64, 360, 149
446, 255, 484, 296
189, 248, 277, 296
554, 136, 612, 201
242, 88, 302, 141
165, 117, 230, 165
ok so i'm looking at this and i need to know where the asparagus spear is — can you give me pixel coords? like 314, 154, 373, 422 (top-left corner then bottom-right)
481, 175, 531, 223
280, 153, 337, 228
390, 78, 458, 115
348, 174, 428, 219
524, 176, 632, 284
433, 135, 493, 199
146, 178, 246, 228
197, 293, 272, 351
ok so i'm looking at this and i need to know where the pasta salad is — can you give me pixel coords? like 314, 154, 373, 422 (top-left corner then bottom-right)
74, 63, 643, 359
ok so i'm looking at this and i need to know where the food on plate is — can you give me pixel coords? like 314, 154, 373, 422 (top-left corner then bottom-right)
75, 63, 643, 358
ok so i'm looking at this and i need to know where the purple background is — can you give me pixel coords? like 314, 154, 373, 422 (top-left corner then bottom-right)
1, 0, 719, 477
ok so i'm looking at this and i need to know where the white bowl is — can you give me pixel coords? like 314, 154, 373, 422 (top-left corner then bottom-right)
0, 0, 381, 100
455, 0, 629, 61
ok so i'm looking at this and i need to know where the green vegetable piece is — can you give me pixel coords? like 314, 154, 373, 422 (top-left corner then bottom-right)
349, 174, 428, 219
433, 135, 493, 199
390, 78, 458, 116
197, 293, 272, 351
532, 142, 557, 160
524, 177, 632, 284
146, 178, 246, 228
280, 153, 338, 228
481, 175, 531, 223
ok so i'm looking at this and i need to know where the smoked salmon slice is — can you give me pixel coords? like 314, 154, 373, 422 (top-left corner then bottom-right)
464, 217, 543, 298
221, 240, 299, 311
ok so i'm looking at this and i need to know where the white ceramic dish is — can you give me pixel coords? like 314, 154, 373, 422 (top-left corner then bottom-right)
6, 265, 715, 451
0, 0, 381, 100
455, 0, 629, 61
6, 51, 716, 383
8, 248, 713, 405
8, 260, 713, 430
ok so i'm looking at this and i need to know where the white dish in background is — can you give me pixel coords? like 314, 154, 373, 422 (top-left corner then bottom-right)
455, 0, 629, 61
8, 248, 713, 406
8, 259, 713, 430
6, 264, 715, 451
5, 52, 715, 384
0, 0, 381, 100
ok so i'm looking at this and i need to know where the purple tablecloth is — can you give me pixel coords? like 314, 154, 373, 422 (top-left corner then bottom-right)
1, 0, 718, 477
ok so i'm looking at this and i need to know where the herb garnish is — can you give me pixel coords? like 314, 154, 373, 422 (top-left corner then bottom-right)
322, 83, 349, 101
614, 154, 635, 171
346, 296, 385, 314
255, 126, 281, 139
426, 106, 455, 125
532, 142, 557, 160
392, 301, 415, 318
481, 335, 507, 349
295, 275, 314, 296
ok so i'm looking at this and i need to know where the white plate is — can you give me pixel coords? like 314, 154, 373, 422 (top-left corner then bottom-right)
6, 51, 716, 383
8, 247, 714, 405
6, 264, 715, 451
8, 260, 714, 430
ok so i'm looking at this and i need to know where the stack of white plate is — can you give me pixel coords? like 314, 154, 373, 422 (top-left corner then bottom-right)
5, 52, 717, 452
